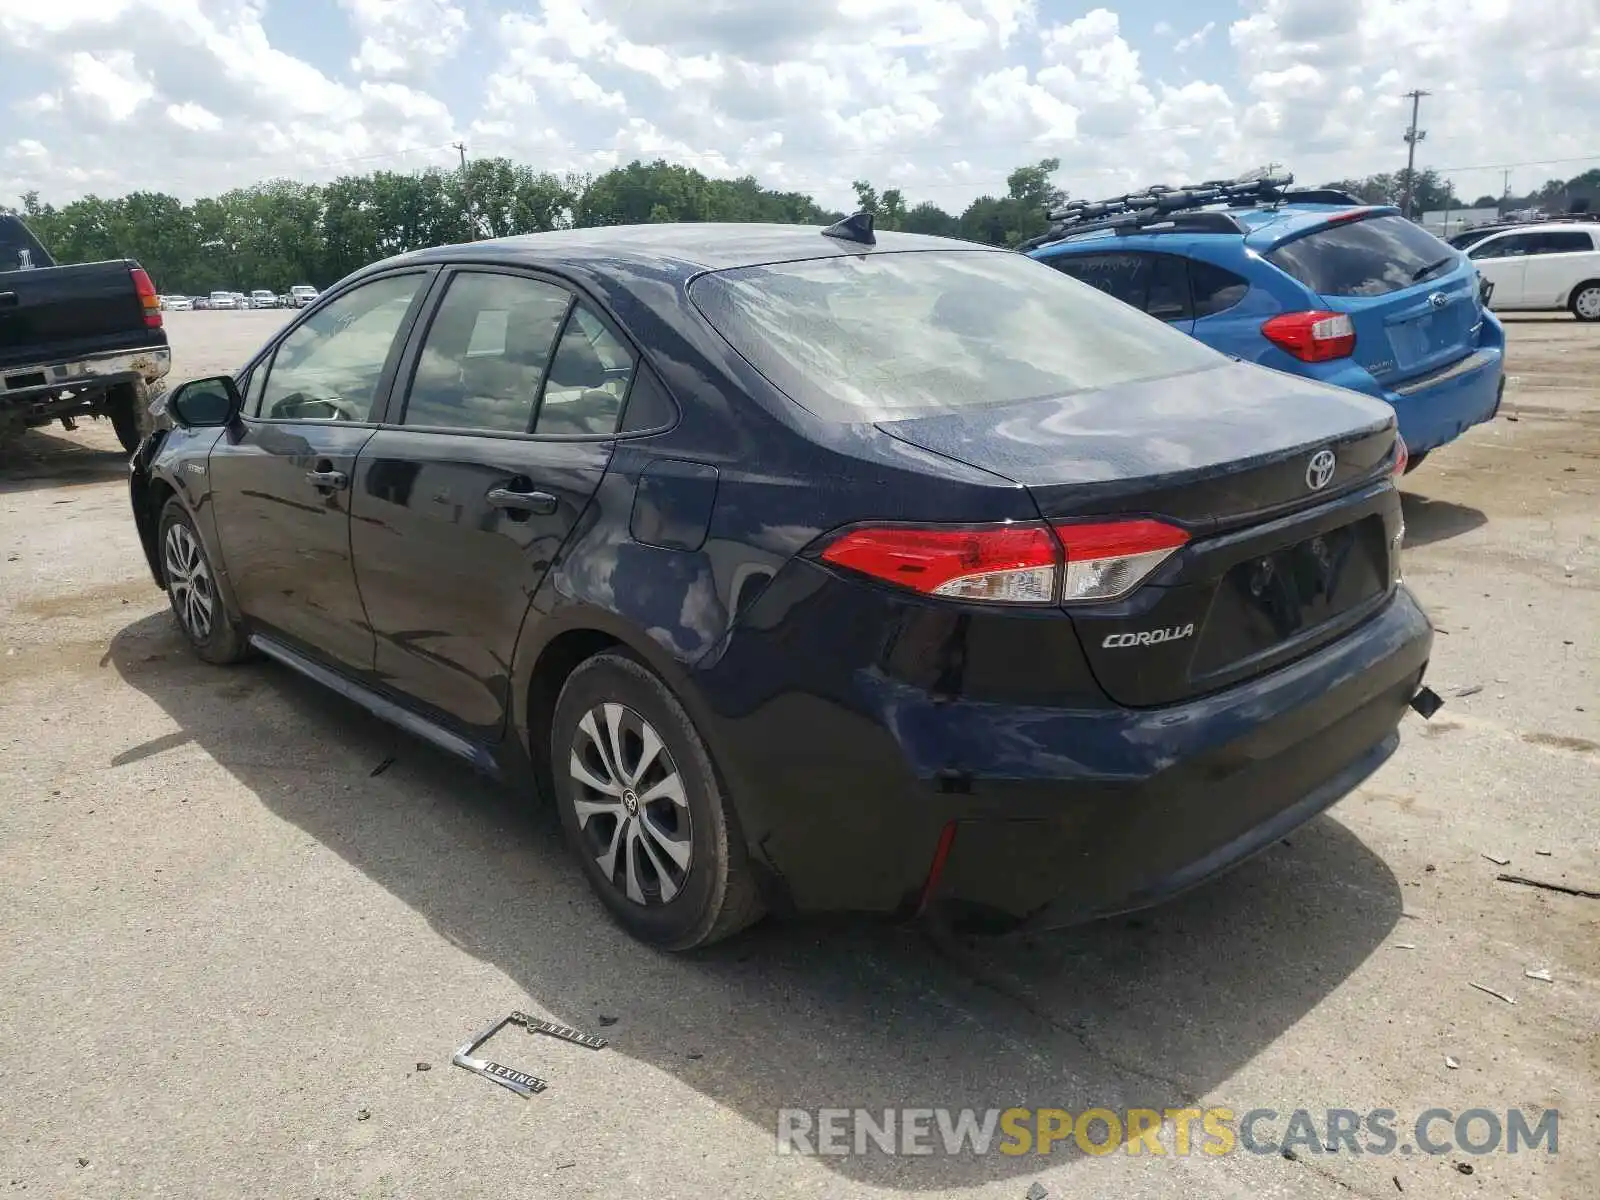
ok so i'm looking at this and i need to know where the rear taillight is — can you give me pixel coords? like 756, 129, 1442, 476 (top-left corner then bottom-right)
1393, 434, 1408, 477
1262, 310, 1355, 362
818, 517, 1189, 605
131, 267, 162, 329
819, 523, 1061, 603
1053, 518, 1190, 602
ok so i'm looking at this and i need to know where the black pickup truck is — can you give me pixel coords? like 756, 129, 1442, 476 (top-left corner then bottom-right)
1, 214, 171, 454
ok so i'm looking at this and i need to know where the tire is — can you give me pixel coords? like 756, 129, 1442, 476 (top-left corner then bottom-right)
1569, 281, 1600, 322
157, 497, 249, 665
107, 382, 147, 456
551, 652, 764, 950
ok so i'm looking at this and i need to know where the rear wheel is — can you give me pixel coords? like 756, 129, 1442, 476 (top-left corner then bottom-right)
1570, 282, 1600, 322
551, 652, 763, 949
158, 498, 248, 665
106, 382, 147, 456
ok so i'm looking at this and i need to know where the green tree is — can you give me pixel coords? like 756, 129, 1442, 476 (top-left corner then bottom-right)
957, 158, 1065, 247
900, 201, 959, 237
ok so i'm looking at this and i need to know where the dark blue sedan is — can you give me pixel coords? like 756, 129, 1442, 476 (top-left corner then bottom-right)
128, 218, 1433, 948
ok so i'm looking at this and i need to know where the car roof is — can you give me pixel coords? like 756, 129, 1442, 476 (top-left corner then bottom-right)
377, 223, 988, 286
1032, 203, 1394, 258
1470, 222, 1596, 236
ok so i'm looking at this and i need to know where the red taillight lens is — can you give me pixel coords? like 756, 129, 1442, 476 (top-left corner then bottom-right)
131, 267, 162, 329
818, 517, 1190, 605
1262, 310, 1355, 362
1053, 518, 1190, 603
820, 523, 1061, 604
1393, 434, 1408, 477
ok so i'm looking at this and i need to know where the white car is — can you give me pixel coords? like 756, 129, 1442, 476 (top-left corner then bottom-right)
248, 289, 277, 309
1466, 223, 1600, 321
289, 284, 319, 308
164, 295, 192, 312
208, 290, 237, 310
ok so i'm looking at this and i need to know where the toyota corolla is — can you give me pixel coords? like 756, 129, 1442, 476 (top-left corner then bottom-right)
128, 219, 1434, 949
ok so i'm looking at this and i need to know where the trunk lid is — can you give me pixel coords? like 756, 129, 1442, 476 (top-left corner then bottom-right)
0, 260, 153, 373
1322, 261, 1482, 385
876, 361, 1402, 706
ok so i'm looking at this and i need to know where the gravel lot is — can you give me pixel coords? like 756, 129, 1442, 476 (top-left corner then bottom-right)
1, 310, 1595, 1198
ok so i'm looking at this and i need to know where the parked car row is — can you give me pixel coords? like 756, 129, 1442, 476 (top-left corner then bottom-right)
158, 286, 320, 311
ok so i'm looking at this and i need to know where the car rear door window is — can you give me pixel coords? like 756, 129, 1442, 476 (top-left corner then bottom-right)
401, 272, 572, 433
1528, 231, 1595, 253
1047, 252, 1192, 321
1267, 214, 1459, 296
533, 304, 636, 436
1189, 260, 1250, 317
257, 273, 425, 421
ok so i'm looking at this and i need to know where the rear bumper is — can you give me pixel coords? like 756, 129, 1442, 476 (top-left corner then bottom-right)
0, 345, 172, 403
1382, 349, 1504, 456
1377, 315, 1505, 455
699, 576, 1433, 925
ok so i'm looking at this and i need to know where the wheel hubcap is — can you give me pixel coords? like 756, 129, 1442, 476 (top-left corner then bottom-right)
163, 523, 214, 641
569, 702, 692, 906
1577, 287, 1600, 319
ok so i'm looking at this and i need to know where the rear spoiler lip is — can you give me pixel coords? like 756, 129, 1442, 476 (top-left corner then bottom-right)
1247, 204, 1403, 253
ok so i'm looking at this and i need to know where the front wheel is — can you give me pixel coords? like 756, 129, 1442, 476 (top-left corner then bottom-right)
158, 498, 249, 665
551, 652, 764, 949
1569, 282, 1600, 322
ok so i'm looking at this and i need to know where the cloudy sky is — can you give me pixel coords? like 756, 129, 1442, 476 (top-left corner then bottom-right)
2, 0, 1596, 213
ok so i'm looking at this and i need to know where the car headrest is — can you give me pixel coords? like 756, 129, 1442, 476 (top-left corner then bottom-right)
547, 332, 608, 389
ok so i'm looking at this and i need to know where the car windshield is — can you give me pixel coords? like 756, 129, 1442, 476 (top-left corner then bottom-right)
1267, 214, 1461, 297
689, 249, 1220, 420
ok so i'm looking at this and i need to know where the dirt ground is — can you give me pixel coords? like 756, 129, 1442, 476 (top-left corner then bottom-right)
1, 311, 1595, 1199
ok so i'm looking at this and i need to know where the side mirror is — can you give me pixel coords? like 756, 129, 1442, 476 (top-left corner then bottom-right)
169, 376, 242, 428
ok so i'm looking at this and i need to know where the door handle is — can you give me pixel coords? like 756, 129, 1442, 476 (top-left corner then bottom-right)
305, 469, 349, 490
0, 291, 18, 308
486, 487, 557, 515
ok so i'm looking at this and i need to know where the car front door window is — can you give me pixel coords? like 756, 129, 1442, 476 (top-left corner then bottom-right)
258, 274, 426, 421
1470, 234, 1533, 261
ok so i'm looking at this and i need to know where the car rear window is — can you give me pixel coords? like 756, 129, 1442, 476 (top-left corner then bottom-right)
689, 250, 1220, 419
1267, 215, 1458, 297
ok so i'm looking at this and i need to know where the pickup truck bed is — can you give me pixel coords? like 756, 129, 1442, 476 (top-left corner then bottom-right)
1, 215, 171, 454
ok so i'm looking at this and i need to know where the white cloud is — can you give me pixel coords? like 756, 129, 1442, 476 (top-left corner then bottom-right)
339, 0, 468, 80
1174, 21, 1215, 53
2, 0, 1597, 215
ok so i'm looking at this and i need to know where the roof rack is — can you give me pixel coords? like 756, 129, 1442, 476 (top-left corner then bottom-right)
1021, 173, 1325, 252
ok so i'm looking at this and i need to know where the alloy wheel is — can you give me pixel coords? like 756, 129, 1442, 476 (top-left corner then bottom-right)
569, 702, 693, 905
1574, 286, 1600, 320
164, 523, 215, 641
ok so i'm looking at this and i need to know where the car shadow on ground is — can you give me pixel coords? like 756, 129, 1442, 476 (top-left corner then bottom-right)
0, 426, 128, 495
1400, 490, 1487, 549
108, 611, 1404, 1190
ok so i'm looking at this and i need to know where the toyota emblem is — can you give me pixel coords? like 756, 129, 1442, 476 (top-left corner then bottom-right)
1306, 449, 1337, 491
1428, 291, 1449, 310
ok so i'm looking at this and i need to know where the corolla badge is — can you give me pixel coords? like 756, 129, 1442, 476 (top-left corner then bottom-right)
1305, 449, 1336, 492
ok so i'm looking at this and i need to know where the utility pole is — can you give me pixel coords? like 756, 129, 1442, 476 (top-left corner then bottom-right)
453, 141, 475, 241
1502, 168, 1512, 214
1400, 90, 1429, 218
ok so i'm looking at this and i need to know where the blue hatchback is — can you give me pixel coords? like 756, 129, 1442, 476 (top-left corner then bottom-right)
1028, 194, 1505, 464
